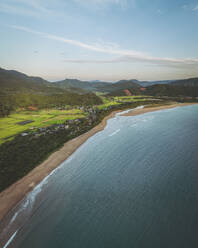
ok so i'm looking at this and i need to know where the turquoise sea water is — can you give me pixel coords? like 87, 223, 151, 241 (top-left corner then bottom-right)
2, 105, 198, 248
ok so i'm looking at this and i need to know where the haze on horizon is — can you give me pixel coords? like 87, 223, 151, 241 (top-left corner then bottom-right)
0, 0, 198, 82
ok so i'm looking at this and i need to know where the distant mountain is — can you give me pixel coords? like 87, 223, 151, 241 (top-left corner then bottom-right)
0, 68, 62, 94
108, 79, 140, 91
0, 68, 49, 85
53, 78, 140, 94
53, 79, 100, 92
0, 68, 94, 95
140, 78, 198, 88
145, 84, 198, 97
114, 79, 174, 87
0, 68, 103, 115
171, 78, 198, 87
89, 80, 109, 83
0, 68, 141, 96
116, 77, 198, 97
1, 67, 198, 98
138, 80, 174, 87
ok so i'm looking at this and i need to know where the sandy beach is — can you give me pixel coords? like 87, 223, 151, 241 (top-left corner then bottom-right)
0, 102, 197, 223
0, 110, 121, 223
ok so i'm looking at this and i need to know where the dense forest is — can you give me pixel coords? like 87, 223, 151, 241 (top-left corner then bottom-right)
145, 84, 198, 97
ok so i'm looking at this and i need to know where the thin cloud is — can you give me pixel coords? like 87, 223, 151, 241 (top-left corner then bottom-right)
16, 0, 50, 13
63, 56, 198, 67
0, 0, 51, 16
193, 5, 198, 11
74, 0, 123, 4
11, 25, 144, 57
11, 25, 198, 67
73, 0, 128, 8
182, 4, 198, 11
157, 9, 163, 15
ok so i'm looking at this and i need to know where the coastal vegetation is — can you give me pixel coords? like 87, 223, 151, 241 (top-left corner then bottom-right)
0, 96, 155, 144
0, 96, 163, 192
0, 108, 86, 144
1, 67, 198, 192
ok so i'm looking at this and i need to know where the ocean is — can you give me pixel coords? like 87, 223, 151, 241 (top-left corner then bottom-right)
2, 105, 198, 248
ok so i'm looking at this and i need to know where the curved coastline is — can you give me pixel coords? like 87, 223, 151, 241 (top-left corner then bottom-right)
0, 109, 121, 224
0, 102, 197, 225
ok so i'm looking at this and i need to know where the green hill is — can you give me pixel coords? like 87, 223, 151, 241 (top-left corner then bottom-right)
145, 84, 198, 97
171, 78, 198, 87
1, 67, 198, 99
53, 78, 141, 94
0, 68, 102, 117
0, 68, 59, 94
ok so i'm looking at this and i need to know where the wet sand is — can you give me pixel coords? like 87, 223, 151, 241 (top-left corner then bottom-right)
0, 102, 197, 223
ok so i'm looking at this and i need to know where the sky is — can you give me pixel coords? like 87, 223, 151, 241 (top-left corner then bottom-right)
0, 0, 198, 81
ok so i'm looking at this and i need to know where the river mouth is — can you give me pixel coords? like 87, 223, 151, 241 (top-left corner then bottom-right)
1, 104, 198, 248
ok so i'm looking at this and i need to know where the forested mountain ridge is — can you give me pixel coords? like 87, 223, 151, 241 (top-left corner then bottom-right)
145, 84, 198, 97
1, 67, 198, 98
0, 67, 56, 94
0, 68, 140, 94
0, 68, 102, 117
170, 78, 198, 87
53, 78, 140, 93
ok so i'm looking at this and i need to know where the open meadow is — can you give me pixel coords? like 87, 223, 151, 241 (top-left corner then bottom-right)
0, 96, 155, 144
0, 108, 86, 144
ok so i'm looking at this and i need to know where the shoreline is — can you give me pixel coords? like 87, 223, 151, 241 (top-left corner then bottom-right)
0, 102, 197, 224
0, 109, 121, 224
121, 102, 198, 117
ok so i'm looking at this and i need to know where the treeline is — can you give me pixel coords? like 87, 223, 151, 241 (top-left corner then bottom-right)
0, 92, 102, 117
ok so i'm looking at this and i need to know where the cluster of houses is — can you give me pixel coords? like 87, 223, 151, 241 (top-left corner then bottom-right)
20, 101, 137, 139
21, 107, 99, 138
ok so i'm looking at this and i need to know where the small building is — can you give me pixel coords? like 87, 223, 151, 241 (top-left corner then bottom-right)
21, 132, 28, 136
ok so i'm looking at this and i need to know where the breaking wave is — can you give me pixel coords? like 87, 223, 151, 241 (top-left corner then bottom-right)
109, 129, 120, 137
2, 230, 18, 248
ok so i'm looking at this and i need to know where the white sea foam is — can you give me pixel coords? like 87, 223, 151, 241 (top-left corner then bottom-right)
5, 104, 144, 241
109, 129, 120, 137
22, 163, 62, 208
10, 212, 18, 225
136, 105, 145, 110
142, 116, 153, 122
3, 230, 18, 248
65, 156, 73, 164
8, 159, 68, 228
116, 105, 144, 117
130, 115, 154, 128
3, 152, 78, 248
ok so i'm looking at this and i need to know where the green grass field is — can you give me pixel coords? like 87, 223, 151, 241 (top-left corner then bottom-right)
0, 108, 85, 144
97, 97, 121, 110
0, 96, 155, 144
113, 96, 153, 102
97, 96, 153, 109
